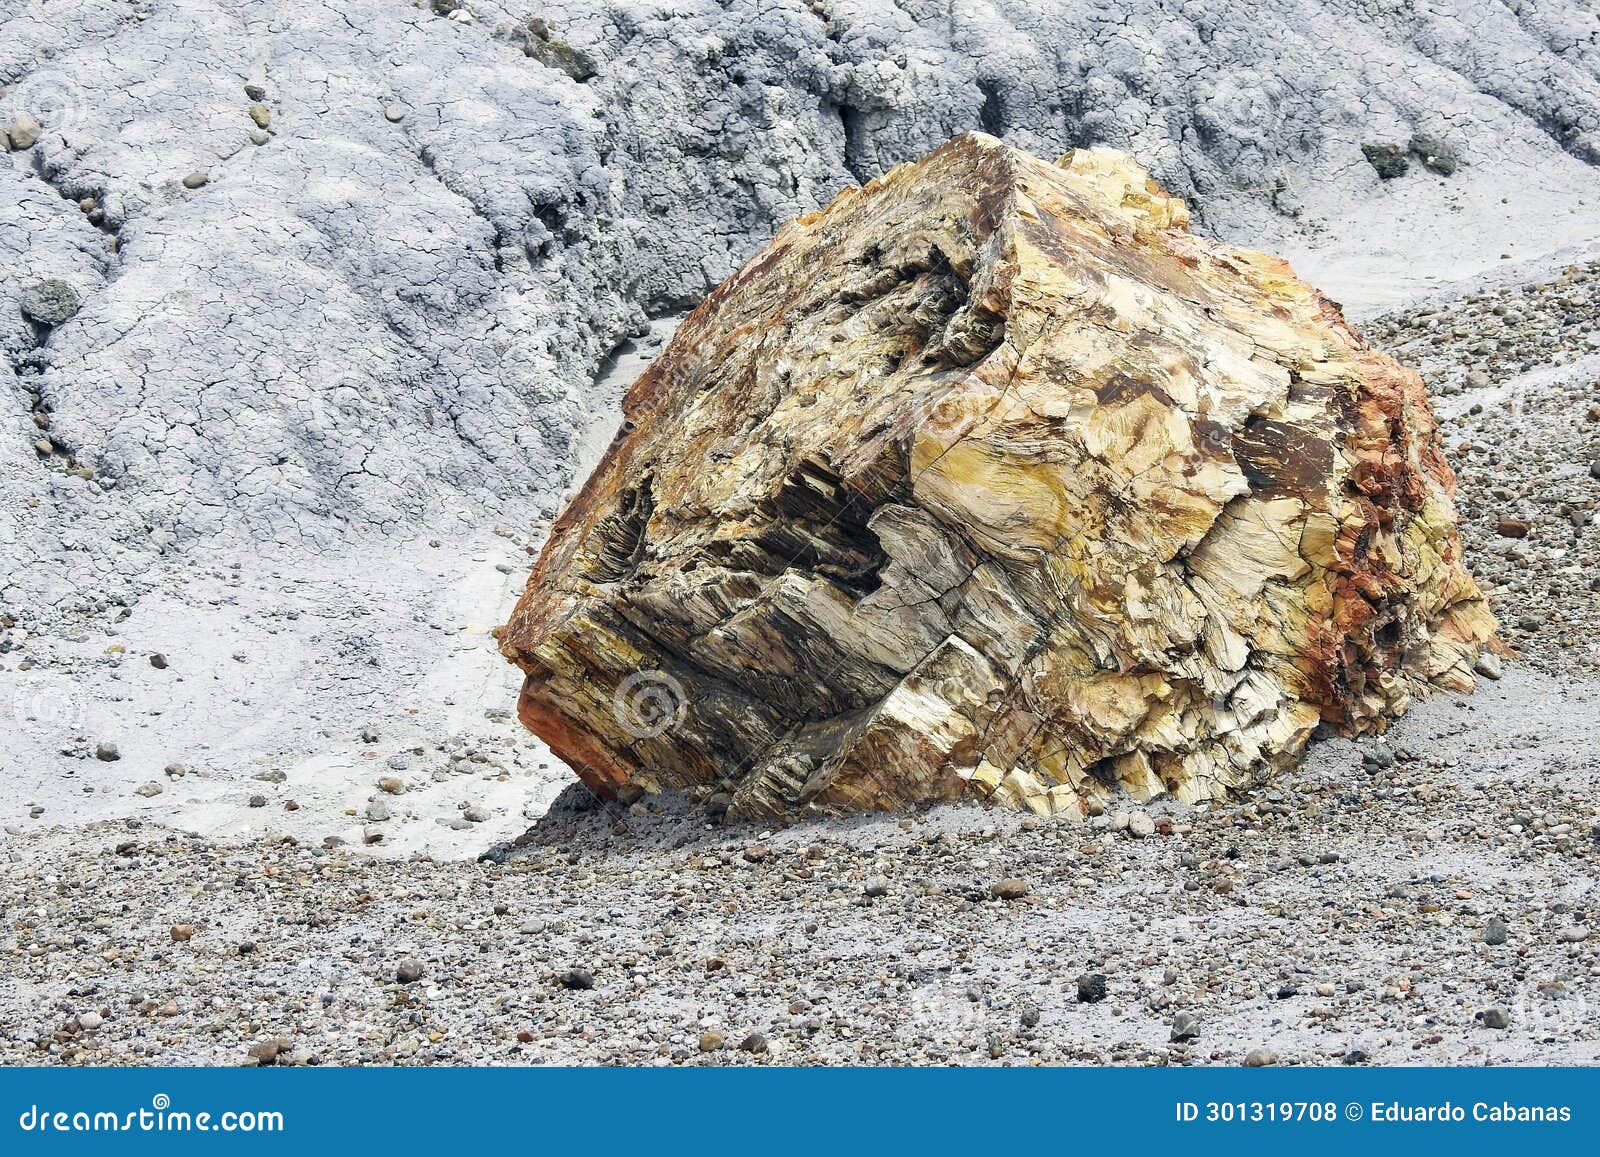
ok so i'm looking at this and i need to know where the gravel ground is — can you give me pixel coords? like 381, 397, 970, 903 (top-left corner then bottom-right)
2, 663, 1596, 1068
1371, 260, 1600, 677
1367, 261, 1600, 398
5, 267, 1600, 1068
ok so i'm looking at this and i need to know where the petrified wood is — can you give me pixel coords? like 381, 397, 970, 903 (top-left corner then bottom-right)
500, 133, 1496, 823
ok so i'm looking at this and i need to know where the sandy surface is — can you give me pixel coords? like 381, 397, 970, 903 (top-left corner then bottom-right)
3, 531, 561, 859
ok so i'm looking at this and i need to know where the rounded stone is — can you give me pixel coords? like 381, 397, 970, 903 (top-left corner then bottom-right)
558, 967, 595, 990
989, 877, 1029, 900
7, 114, 41, 150
20, 279, 79, 326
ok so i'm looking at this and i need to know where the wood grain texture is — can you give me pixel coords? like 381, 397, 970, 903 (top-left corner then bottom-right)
500, 133, 1497, 824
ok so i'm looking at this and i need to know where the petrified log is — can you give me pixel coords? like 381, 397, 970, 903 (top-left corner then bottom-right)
500, 132, 1496, 824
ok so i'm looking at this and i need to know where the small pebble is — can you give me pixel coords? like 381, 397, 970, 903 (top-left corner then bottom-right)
246, 1039, 283, 1066
1170, 1011, 1200, 1041
7, 114, 41, 150
989, 878, 1029, 900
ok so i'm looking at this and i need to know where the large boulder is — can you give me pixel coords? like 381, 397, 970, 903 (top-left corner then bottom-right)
499, 133, 1496, 824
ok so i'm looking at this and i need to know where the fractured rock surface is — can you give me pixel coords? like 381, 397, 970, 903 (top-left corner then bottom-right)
502, 134, 1497, 823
